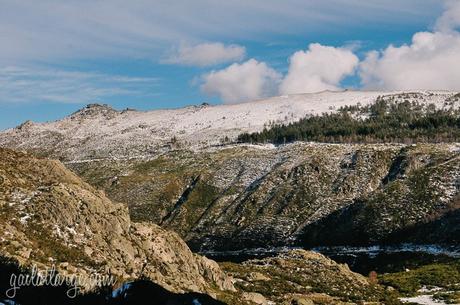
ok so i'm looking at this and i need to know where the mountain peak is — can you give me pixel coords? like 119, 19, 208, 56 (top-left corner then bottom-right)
71, 103, 119, 119
16, 120, 34, 131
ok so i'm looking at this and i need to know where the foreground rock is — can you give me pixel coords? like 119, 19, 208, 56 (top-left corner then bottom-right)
0, 148, 234, 296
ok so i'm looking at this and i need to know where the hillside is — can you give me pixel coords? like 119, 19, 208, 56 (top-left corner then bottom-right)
221, 249, 401, 304
63, 142, 460, 252
239, 93, 460, 144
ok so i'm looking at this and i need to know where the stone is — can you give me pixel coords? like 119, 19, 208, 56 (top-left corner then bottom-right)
249, 272, 270, 282
292, 298, 314, 305
243, 292, 268, 305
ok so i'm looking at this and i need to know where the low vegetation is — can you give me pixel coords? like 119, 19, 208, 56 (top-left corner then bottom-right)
221, 250, 402, 305
380, 261, 460, 295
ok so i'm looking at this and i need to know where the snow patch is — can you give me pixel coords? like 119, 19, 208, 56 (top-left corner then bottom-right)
400, 295, 447, 305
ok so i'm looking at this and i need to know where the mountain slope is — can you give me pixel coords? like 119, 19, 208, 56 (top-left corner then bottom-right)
221, 249, 400, 304
65, 142, 460, 252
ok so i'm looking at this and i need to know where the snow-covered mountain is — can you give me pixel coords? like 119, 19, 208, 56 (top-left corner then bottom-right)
0, 90, 457, 161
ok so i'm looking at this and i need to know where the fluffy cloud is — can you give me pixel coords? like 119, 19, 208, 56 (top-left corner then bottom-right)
163, 43, 245, 67
200, 59, 281, 103
279, 43, 359, 94
435, 0, 460, 32
360, 1, 460, 90
201, 43, 358, 103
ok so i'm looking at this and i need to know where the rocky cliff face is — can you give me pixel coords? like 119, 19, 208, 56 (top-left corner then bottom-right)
64, 142, 460, 252
0, 148, 234, 295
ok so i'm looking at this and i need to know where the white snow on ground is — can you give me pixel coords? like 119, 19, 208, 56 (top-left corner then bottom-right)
313, 244, 460, 258
400, 287, 457, 305
19, 214, 32, 224
0, 90, 457, 161
400, 295, 448, 305
418, 287, 443, 293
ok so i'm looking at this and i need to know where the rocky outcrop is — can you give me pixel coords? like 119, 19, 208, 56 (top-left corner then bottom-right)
221, 249, 399, 304
70, 103, 119, 119
0, 148, 234, 295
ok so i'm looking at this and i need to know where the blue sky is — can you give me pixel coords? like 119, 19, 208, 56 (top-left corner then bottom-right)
1, 0, 458, 130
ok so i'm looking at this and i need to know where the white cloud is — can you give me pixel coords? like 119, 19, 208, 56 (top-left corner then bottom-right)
200, 59, 281, 103
0, 66, 160, 104
279, 43, 359, 94
200, 44, 359, 103
196, 1, 460, 104
163, 43, 245, 67
360, 1, 460, 91
435, 0, 460, 32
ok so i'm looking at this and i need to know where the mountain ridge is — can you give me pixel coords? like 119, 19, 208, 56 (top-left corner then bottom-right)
1, 91, 457, 162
